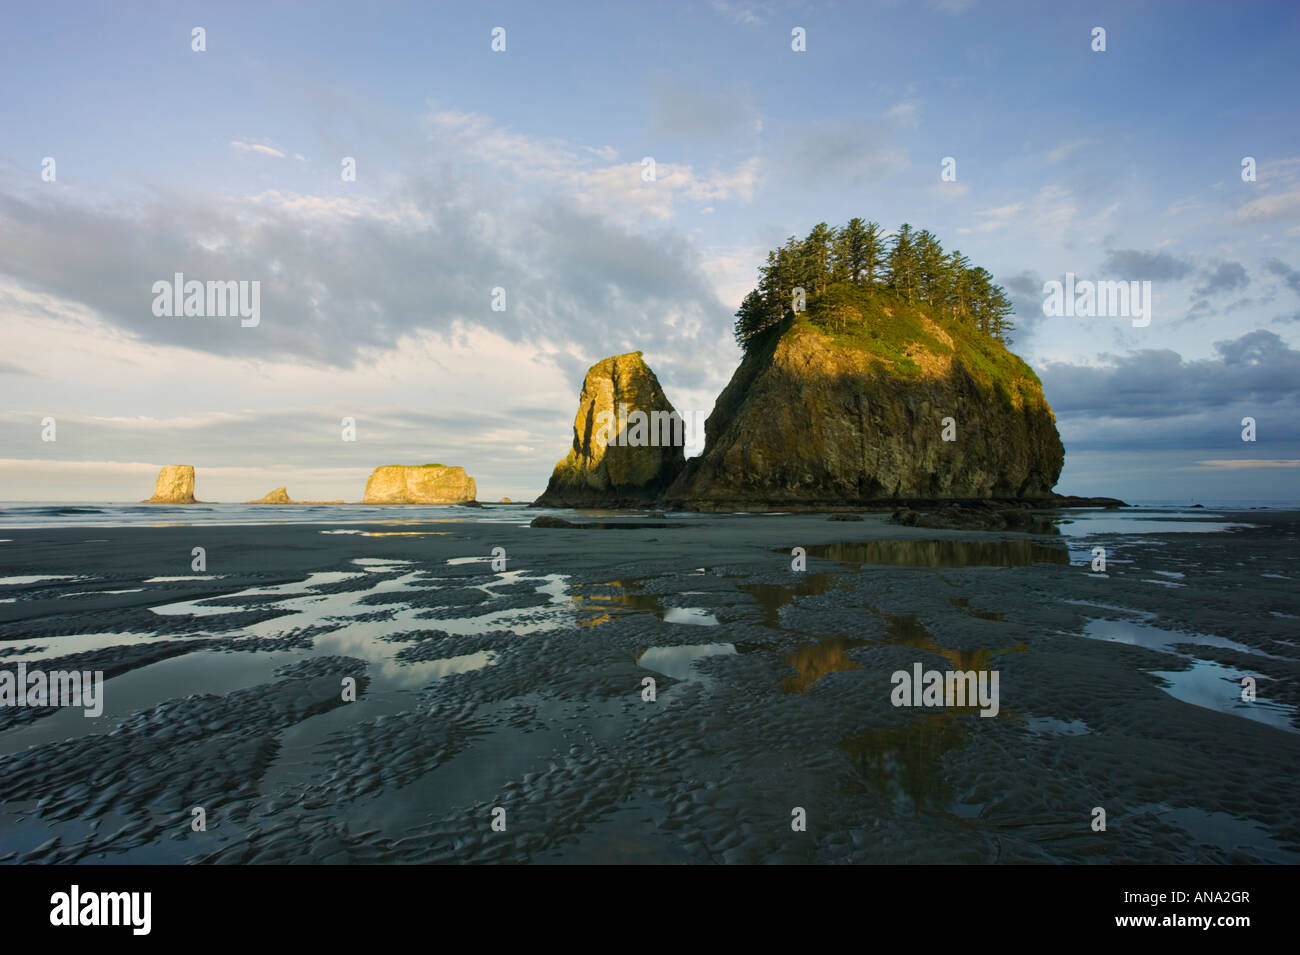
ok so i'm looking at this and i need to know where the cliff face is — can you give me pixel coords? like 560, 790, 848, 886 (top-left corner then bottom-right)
534, 351, 686, 506
363, 465, 477, 504
666, 296, 1064, 508
143, 465, 197, 504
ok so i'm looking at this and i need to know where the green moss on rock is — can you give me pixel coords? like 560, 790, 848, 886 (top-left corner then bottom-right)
667, 286, 1065, 507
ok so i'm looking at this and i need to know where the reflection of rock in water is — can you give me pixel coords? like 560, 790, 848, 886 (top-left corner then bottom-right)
839, 715, 970, 814
775, 606, 1029, 694
781, 635, 870, 693
570, 580, 717, 628
570, 580, 663, 627
833, 612, 1028, 814
882, 613, 1025, 673
738, 573, 842, 628
805, 538, 1069, 568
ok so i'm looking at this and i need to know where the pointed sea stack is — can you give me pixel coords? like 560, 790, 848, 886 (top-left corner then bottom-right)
534, 351, 686, 507
246, 487, 292, 504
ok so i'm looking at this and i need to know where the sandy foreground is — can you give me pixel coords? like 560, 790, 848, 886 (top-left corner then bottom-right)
0, 508, 1297, 864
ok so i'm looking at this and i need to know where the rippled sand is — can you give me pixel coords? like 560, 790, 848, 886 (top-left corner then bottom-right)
1, 508, 1297, 863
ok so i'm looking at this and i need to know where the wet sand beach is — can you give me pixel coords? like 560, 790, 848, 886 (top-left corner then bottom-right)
1, 506, 1297, 864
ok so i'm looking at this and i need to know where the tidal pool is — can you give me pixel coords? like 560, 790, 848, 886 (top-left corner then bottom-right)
802, 539, 1069, 568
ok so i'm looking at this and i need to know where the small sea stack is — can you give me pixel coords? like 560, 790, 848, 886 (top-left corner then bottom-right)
142, 465, 198, 504
246, 486, 293, 504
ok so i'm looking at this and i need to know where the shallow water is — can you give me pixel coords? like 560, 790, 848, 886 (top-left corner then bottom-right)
739, 573, 844, 628
781, 636, 870, 693
2, 510, 1297, 865
1080, 618, 1298, 733
0, 502, 689, 530
1053, 509, 1255, 536
839, 715, 971, 816
571, 580, 717, 627
637, 644, 736, 682
1147, 661, 1298, 735
803, 539, 1070, 567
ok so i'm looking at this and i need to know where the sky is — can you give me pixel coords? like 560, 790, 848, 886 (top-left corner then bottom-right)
2, 0, 1299, 503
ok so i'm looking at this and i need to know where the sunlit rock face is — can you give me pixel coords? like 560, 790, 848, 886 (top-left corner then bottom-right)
247, 487, 292, 504
143, 465, 197, 504
362, 465, 478, 504
666, 317, 1064, 509
534, 351, 686, 507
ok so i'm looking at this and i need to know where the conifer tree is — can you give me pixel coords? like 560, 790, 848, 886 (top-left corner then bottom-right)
732, 219, 1019, 350
831, 217, 881, 287
801, 222, 834, 295
967, 267, 995, 336
733, 290, 767, 347
861, 220, 883, 289
887, 223, 917, 302
947, 250, 972, 319
914, 229, 947, 305
988, 285, 1015, 344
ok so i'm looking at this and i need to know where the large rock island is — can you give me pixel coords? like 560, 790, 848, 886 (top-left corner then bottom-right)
362, 464, 478, 504
142, 465, 198, 504
665, 244, 1064, 508
632, 218, 1068, 510
534, 351, 686, 507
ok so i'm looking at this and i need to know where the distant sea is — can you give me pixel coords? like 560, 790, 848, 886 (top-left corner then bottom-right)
0, 502, 547, 529
0, 499, 1295, 530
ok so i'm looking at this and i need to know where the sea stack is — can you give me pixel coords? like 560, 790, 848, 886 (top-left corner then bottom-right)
534, 351, 686, 507
666, 298, 1064, 509
246, 487, 292, 504
143, 465, 197, 504
362, 464, 478, 504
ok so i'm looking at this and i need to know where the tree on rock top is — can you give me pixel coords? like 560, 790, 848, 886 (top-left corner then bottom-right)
733, 219, 1016, 349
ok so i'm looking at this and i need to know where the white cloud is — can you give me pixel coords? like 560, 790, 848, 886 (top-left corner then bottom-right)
1029, 184, 1077, 238
241, 189, 432, 226
229, 140, 287, 159
1236, 188, 1300, 224
425, 108, 760, 224
710, 0, 766, 25
1046, 139, 1087, 163
0, 296, 586, 500
886, 101, 919, 126
957, 201, 1021, 233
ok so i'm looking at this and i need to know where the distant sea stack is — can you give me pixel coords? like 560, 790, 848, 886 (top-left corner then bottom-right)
142, 465, 197, 504
247, 486, 292, 504
665, 220, 1066, 509
362, 464, 478, 504
534, 352, 686, 507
